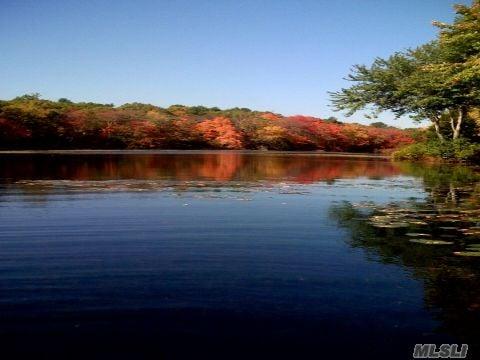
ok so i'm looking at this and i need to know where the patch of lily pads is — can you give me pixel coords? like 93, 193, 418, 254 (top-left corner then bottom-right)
356, 201, 480, 257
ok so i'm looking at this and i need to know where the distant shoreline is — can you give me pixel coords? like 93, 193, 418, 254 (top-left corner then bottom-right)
0, 149, 390, 159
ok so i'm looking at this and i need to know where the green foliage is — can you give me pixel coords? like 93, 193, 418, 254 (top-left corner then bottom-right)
393, 138, 480, 162
330, 1, 480, 140
14, 93, 41, 101
58, 98, 73, 104
392, 142, 429, 161
433, 1, 480, 96
330, 44, 443, 120
119, 102, 162, 112
450, 138, 480, 160
324, 116, 341, 124
399, 161, 480, 187
370, 122, 389, 128
432, 111, 480, 141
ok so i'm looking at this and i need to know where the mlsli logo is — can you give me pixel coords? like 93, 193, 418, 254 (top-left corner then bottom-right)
413, 344, 468, 359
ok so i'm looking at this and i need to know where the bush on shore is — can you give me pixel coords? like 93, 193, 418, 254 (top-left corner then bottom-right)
392, 139, 480, 162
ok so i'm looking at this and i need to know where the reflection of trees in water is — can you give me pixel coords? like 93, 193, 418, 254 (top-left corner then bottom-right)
397, 162, 480, 209
0, 153, 401, 183
3, 154, 480, 349
329, 164, 480, 348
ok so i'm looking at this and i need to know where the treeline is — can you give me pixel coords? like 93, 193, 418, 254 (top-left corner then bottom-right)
0, 94, 413, 152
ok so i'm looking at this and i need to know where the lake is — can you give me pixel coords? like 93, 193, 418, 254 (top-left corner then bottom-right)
1, 151, 479, 359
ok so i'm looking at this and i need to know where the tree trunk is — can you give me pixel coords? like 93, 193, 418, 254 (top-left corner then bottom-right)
449, 108, 464, 140
453, 108, 464, 140
432, 118, 444, 141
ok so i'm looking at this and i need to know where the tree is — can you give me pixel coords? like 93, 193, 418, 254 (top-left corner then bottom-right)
370, 122, 389, 128
14, 93, 41, 101
331, 1, 480, 141
430, 0, 480, 139
330, 44, 448, 140
58, 98, 73, 104
255, 125, 289, 150
196, 117, 244, 149
324, 116, 341, 124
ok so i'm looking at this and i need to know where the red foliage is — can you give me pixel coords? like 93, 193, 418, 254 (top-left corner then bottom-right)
196, 117, 244, 149
0, 98, 414, 151
0, 118, 31, 140
282, 116, 413, 152
130, 120, 165, 148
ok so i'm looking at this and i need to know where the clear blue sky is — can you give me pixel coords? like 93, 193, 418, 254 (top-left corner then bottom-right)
0, 0, 469, 127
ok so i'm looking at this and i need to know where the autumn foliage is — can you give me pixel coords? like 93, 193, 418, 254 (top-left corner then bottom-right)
0, 95, 414, 152
196, 117, 243, 149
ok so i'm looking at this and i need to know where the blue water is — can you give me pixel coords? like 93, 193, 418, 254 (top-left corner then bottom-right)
0, 152, 475, 359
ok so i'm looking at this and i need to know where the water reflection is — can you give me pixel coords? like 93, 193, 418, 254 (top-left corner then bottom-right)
2, 152, 480, 358
330, 163, 480, 353
0, 152, 401, 183
0, 152, 405, 198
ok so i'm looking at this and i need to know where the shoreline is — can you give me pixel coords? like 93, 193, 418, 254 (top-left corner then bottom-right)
0, 149, 390, 159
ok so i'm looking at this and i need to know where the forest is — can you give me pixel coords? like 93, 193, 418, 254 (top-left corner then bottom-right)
0, 94, 414, 153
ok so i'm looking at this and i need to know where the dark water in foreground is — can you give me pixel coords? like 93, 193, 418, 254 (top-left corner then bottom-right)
1, 151, 480, 359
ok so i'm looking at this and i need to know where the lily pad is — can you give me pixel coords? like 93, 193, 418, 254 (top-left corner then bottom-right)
463, 231, 480, 236
371, 215, 396, 221
409, 221, 428, 225
460, 210, 480, 214
416, 210, 437, 214
372, 223, 409, 228
409, 239, 454, 245
454, 251, 480, 257
436, 218, 461, 222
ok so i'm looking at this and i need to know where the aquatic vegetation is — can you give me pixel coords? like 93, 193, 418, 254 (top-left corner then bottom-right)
409, 239, 454, 245
406, 233, 432, 237
371, 223, 409, 228
439, 226, 460, 230
330, 177, 480, 347
409, 220, 429, 225
454, 251, 480, 257
331, 164, 480, 259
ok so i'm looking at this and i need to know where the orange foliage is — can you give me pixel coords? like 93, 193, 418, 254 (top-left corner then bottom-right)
196, 117, 244, 149
260, 112, 282, 121
282, 116, 413, 152
0, 96, 414, 151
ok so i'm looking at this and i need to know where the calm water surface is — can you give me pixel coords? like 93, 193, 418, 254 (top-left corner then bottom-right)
1, 151, 480, 359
